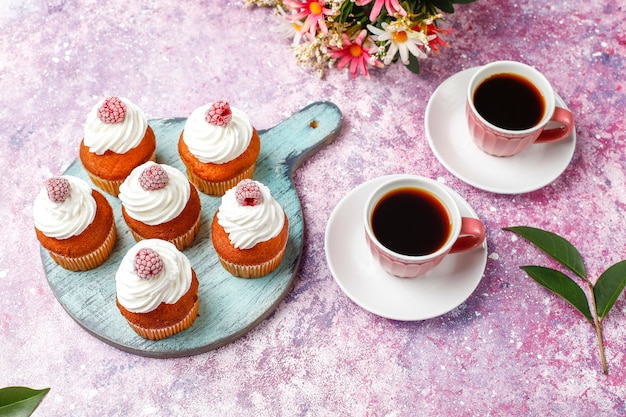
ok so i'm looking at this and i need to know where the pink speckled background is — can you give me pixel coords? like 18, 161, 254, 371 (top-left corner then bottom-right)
2, 0, 626, 415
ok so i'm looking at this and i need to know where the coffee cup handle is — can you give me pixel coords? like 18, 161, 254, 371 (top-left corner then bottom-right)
450, 217, 485, 254
535, 107, 574, 144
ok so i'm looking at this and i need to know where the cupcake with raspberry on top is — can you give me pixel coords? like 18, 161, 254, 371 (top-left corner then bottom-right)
80, 96, 156, 196
116, 239, 199, 340
178, 100, 260, 196
211, 179, 288, 278
119, 161, 202, 251
33, 175, 116, 271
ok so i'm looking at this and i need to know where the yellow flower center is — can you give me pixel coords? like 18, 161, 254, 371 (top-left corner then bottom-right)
309, 2, 322, 15
349, 44, 363, 57
393, 31, 408, 43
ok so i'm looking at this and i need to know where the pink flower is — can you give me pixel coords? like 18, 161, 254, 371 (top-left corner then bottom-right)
283, 0, 333, 37
329, 30, 380, 78
355, 0, 407, 22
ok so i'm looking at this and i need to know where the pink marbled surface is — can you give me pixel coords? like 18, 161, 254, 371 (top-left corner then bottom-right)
2, 1, 626, 415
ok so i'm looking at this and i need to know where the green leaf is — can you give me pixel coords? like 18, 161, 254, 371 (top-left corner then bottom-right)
521, 266, 594, 324
594, 259, 626, 319
337, 1, 356, 25
406, 53, 421, 74
428, 0, 455, 14
504, 226, 587, 280
0, 387, 50, 417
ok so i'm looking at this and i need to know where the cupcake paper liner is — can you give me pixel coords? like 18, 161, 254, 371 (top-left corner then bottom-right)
48, 221, 117, 271
185, 163, 256, 196
127, 209, 201, 251
127, 299, 200, 341
218, 244, 287, 279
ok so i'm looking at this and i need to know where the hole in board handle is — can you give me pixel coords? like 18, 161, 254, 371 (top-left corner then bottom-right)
309, 120, 319, 128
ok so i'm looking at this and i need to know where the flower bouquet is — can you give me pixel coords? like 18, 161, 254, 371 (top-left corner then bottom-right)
244, 0, 477, 78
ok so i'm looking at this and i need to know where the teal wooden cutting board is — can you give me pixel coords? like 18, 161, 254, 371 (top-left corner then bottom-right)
43, 101, 343, 358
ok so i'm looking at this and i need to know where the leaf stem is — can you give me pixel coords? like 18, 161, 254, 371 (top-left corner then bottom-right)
595, 318, 607, 375
586, 280, 608, 374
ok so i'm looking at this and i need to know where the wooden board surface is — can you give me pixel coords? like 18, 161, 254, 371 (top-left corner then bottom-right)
42, 101, 343, 358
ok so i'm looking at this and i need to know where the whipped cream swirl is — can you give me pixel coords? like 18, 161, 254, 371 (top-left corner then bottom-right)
116, 239, 192, 313
217, 181, 284, 249
119, 162, 191, 226
182, 104, 253, 164
83, 97, 148, 155
33, 175, 97, 240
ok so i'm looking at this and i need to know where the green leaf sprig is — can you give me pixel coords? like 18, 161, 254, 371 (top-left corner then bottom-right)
504, 226, 626, 375
0, 387, 50, 417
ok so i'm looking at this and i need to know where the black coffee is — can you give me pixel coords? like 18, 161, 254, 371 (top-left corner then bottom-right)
371, 188, 451, 256
473, 73, 544, 130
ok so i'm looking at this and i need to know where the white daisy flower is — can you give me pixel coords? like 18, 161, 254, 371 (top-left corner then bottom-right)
367, 20, 433, 65
270, 4, 304, 45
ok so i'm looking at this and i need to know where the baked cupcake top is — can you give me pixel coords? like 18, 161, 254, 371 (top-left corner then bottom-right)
33, 176, 97, 240
116, 239, 193, 314
119, 162, 191, 226
217, 179, 285, 249
182, 100, 254, 164
83, 96, 148, 155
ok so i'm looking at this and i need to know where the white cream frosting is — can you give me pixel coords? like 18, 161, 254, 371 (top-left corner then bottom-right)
33, 175, 97, 240
119, 162, 191, 226
182, 104, 253, 164
116, 239, 193, 313
217, 181, 285, 250
83, 97, 148, 155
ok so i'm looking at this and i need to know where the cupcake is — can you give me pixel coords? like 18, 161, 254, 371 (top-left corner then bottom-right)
115, 239, 199, 340
178, 100, 260, 196
211, 179, 289, 278
33, 175, 116, 271
119, 161, 202, 251
79, 96, 157, 196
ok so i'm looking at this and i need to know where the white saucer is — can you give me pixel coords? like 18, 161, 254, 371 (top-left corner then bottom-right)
425, 67, 576, 194
324, 175, 488, 321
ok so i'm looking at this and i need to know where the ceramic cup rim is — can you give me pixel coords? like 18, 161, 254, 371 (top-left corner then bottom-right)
363, 175, 461, 262
467, 60, 557, 135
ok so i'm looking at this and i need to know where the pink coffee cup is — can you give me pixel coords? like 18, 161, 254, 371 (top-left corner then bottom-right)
363, 175, 485, 278
466, 61, 574, 157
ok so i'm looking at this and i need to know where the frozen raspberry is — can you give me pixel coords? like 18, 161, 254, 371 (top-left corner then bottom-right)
235, 179, 263, 206
97, 97, 126, 124
205, 100, 232, 126
133, 248, 164, 280
45, 177, 71, 203
138, 164, 169, 191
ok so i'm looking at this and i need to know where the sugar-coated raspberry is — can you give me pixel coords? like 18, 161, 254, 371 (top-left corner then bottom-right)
45, 177, 71, 203
133, 248, 164, 280
235, 179, 263, 206
205, 100, 232, 126
138, 164, 169, 191
97, 97, 126, 124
